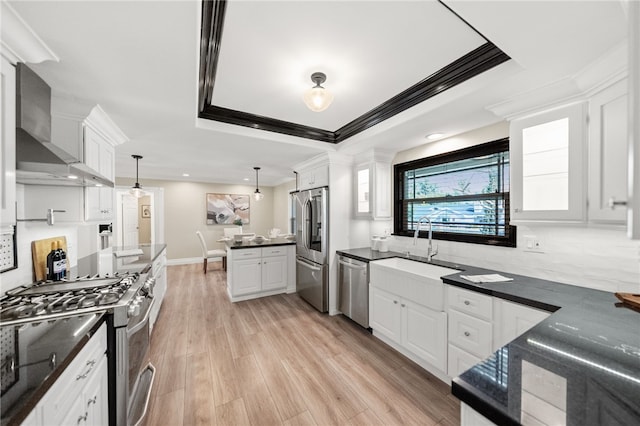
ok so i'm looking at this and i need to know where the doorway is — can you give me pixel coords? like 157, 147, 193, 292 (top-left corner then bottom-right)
115, 187, 163, 248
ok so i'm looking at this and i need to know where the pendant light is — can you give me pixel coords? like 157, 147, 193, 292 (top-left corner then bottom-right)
303, 72, 334, 112
130, 154, 145, 198
253, 166, 264, 201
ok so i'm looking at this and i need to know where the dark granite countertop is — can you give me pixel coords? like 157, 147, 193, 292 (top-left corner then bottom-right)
225, 237, 295, 250
336, 247, 640, 424
1, 314, 106, 426
336, 247, 405, 262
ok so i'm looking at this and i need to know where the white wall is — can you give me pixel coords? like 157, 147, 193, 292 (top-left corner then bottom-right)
273, 180, 296, 234
1, 184, 100, 293
358, 123, 640, 293
115, 178, 275, 263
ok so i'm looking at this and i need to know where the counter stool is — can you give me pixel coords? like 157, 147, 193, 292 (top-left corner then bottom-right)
196, 231, 226, 273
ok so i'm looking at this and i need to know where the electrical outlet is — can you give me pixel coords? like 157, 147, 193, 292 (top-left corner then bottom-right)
524, 235, 543, 253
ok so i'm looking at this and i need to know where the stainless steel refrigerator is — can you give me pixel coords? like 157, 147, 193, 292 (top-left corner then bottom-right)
294, 187, 329, 312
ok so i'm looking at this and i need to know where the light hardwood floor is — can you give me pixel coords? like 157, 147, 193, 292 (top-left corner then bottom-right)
142, 263, 460, 426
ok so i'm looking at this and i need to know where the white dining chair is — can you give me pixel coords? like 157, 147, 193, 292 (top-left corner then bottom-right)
196, 231, 226, 273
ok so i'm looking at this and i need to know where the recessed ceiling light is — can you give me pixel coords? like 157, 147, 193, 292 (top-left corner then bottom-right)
426, 133, 444, 140
67, 175, 78, 179
182, 173, 190, 177
243, 178, 249, 181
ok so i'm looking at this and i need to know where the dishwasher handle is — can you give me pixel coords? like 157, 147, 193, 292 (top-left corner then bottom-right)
338, 259, 367, 270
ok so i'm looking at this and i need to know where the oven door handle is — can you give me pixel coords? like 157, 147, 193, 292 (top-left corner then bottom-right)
126, 295, 155, 337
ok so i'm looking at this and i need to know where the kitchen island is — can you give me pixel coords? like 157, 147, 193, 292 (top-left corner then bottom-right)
337, 247, 640, 425
225, 237, 296, 302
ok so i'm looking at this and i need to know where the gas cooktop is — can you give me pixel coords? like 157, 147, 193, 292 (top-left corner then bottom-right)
0, 272, 141, 326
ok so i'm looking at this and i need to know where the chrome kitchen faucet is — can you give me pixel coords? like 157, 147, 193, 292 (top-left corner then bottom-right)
414, 216, 438, 262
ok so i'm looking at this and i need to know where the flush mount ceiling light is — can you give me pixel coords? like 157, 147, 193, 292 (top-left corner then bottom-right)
303, 72, 334, 112
253, 166, 264, 201
130, 154, 145, 198
426, 133, 444, 140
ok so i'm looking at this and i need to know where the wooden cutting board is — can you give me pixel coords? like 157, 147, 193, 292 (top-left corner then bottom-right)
615, 292, 640, 311
32, 236, 69, 281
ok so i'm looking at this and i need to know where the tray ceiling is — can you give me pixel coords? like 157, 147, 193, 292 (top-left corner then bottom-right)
199, 0, 510, 143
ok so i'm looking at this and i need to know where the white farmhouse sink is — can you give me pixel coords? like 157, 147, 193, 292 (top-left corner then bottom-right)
371, 258, 458, 280
370, 258, 459, 311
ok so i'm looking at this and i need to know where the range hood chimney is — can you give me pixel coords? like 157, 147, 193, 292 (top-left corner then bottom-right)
15, 63, 114, 187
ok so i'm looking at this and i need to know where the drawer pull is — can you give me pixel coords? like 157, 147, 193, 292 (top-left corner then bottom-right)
464, 331, 471, 337
464, 300, 470, 305
401, 303, 406, 307
87, 396, 97, 406
393, 300, 398, 304
76, 359, 96, 380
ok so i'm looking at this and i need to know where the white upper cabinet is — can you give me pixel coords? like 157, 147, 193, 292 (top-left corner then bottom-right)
84, 126, 116, 221
298, 164, 328, 190
353, 156, 391, 220
1, 56, 16, 228
510, 102, 587, 222
588, 79, 628, 223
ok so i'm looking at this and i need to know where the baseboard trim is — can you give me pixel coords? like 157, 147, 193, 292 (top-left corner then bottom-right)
167, 257, 224, 266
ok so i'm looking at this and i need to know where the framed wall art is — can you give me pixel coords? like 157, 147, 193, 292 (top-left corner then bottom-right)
206, 193, 249, 225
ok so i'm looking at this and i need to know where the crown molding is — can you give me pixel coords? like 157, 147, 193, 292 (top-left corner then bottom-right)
85, 105, 129, 147
198, 0, 510, 144
487, 41, 628, 121
0, 2, 58, 65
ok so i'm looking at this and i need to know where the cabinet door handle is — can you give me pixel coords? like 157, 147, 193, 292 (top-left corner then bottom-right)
87, 396, 97, 407
76, 359, 96, 380
464, 300, 470, 305
393, 300, 398, 304
464, 331, 471, 337
608, 197, 627, 209
401, 303, 405, 308
77, 413, 88, 424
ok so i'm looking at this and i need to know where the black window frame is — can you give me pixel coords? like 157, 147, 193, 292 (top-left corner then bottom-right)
393, 137, 516, 247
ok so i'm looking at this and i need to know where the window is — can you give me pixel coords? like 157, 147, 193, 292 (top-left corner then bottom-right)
394, 138, 516, 247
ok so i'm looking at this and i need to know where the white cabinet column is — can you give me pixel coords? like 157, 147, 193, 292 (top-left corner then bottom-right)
0, 56, 16, 228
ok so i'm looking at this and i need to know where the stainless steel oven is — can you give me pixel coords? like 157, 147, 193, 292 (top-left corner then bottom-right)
0, 270, 156, 426
111, 272, 156, 426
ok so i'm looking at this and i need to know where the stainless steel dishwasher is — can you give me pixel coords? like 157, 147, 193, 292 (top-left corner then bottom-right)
338, 255, 369, 328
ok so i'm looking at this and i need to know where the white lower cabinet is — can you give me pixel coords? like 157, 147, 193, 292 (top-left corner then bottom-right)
461, 403, 496, 426
369, 287, 402, 343
227, 245, 293, 301
369, 286, 447, 374
447, 286, 493, 378
493, 299, 551, 350
150, 248, 167, 330
403, 299, 447, 370
26, 323, 108, 426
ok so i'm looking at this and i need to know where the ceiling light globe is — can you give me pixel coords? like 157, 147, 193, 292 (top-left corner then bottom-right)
130, 187, 144, 198
304, 86, 334, 112
254, 190, 264, 201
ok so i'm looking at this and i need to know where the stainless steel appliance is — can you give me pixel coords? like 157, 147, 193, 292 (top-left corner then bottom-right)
338, 255, 370, 328
295, 187, 329, 312
0, 270, 156, 426
15, 63, 113, 187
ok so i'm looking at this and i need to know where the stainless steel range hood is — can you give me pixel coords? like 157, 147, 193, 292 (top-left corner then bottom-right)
15, 63, 114, 187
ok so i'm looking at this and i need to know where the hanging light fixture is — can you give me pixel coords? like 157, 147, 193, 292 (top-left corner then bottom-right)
130, 154, 145, 198
303, 72, 334, 112
253, 166, 264, 201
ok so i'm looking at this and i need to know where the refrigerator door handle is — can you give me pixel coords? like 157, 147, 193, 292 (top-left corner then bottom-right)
296, 257, 322, 271
303, 199, 311, 251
